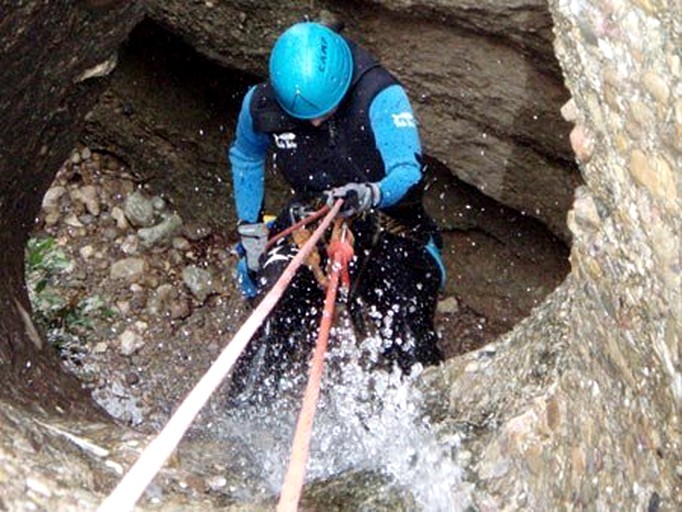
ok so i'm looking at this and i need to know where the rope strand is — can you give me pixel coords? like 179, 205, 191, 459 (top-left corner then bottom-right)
97, 200, 344, 512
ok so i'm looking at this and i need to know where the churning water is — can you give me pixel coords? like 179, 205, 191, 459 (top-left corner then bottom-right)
202, 318, 470, 511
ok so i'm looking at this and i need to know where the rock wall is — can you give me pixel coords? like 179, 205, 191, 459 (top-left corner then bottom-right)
86, 0, 581, 241
0, 0, 144, 414
0, 0, 679, 510
423, 0, 681, 508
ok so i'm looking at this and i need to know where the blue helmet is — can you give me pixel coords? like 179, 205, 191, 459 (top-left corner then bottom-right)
269, 22, 353, 120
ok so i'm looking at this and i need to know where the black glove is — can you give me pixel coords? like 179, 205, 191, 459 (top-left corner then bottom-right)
237, 222, 268, 272
325, 182, 381, 217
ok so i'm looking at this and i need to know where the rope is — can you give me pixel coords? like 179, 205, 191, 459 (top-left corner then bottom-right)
276, 220, 354, 512
97, 200, 344, 512
265, 204, 331, 251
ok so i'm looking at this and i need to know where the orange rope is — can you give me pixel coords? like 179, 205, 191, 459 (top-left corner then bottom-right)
265, 205, 331, 251
277, 221, 354, 512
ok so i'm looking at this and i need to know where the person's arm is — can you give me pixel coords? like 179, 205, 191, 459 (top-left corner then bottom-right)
228, 86, 270, 223
368, 84, 423, 207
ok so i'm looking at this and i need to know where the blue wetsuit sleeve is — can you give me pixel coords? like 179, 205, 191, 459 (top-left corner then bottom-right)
228, 86, 270, 223
368, 84, 423, 208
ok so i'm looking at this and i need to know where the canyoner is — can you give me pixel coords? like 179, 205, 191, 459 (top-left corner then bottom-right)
227, 20, 447, 404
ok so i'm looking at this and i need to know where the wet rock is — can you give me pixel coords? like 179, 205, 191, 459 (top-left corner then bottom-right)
119, 328, 145, 356
124, 190, 156, 227
111, 205, 129, 229
169, 299, 191, 320
147, 283, 178, 316
71, 184, 100, 216
42, 186, 67, 213
2, 1, 680, 512
438, 296, 460, 315
138, 212, 183, 248
183, 222, 212, 241
110, 257, 148, 282
182, 265, 214, 303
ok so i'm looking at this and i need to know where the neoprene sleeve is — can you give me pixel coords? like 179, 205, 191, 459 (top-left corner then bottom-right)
228, 86, 270, 223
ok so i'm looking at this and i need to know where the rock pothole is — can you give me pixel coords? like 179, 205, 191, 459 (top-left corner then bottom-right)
24, 16, 571, 432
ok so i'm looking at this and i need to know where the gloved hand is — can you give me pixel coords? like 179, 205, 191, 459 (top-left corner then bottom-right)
325, 182, 381, 217
237, 222, 268, 272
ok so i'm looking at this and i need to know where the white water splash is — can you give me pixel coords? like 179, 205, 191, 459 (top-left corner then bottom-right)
203, 322, 470, 510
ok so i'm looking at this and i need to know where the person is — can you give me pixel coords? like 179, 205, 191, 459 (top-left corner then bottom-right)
226, 21, 446, 403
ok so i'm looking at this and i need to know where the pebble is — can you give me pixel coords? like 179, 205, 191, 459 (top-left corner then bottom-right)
151, 196, 166, 211
73, 185, 100, 216
110, 257, 147, 281
119, 329, 145, 356
64, 213, 84, 228
80, 245, 95, 260
25, 477, 53, 497
42, 186, 66, 213
642, 71, 669, 104
437, 296, 459, 315
138, 213, 183, 248
124, 190, 155, 228
182, 265, 215, 303
44, 211, 60, 226
93, 342, 109, 354
102, 227, 120, 241
170, 299, 191, 320
120, 234, 139, 255
111, 206, 129, 229
115, 300, 130, 315
172, 236, 191, 251
206, 475, 227, 491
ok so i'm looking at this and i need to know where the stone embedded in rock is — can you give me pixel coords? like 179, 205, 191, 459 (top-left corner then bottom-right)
182, 222, 212, 241
182, 265, 214, 303
71, 185, 100, 216
147, 283, 178, 316
111, 206, 129, 229
42, 186, 67, 213
120, 234, 139, 255
124, 190, 156, 228
437, 296, 460, 315
118, 329, 145, 356
138, 213, 183, 248
170, 299, 191, 320
110, 257, 148, 282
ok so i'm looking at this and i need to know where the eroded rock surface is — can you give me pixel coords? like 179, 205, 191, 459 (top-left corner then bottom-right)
84, 0, 580, 240
0, 0, 679, 511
